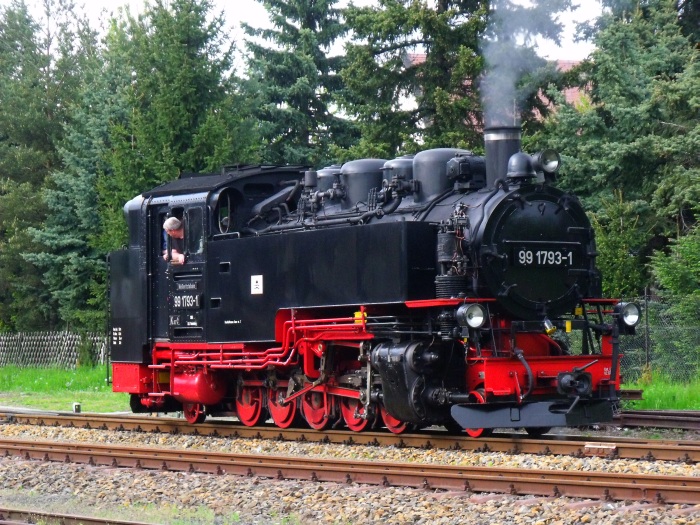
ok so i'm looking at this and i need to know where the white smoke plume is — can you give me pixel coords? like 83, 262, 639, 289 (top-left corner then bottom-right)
481, 0, 573, 128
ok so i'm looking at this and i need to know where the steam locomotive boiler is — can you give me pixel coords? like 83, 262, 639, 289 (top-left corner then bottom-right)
109, 126, 640, 435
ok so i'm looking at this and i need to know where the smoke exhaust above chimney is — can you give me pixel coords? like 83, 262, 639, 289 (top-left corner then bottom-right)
479, 0, 572, 186
479, 1, 575, 123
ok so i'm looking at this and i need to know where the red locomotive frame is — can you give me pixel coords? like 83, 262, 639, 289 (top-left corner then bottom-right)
113, 298, 623, 434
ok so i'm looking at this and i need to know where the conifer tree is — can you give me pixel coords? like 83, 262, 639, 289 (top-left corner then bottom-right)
0, 0, 94, 330
26, 33, 110, 330
543, 0, 699, 296
340, 0, 572, 158
97, 0, 255, 253
243, 0, 357, 166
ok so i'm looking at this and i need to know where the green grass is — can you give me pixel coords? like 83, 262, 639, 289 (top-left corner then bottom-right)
0, 365, 130, 413
624, 374, 700, 410
0, 366, 697, 413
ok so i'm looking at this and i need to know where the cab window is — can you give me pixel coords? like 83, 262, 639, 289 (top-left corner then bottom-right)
218, 191, 231, 233
186, 208, 204, 255
214, 188, 239, 234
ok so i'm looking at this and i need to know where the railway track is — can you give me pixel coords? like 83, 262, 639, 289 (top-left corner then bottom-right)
613, 410, 700, 430
0, 507, 149, 525
1, 410, 699, 463
1, 436, 698, 504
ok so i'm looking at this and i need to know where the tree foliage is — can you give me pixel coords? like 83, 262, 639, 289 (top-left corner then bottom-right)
26, 34, 109, 331
0, 0, 95, 330
596, 0, 700, 44
243, 0, 357, 166
339, 0, 488, 158
340, 0, 572, 159
542, 0, 699, 295
651, 225, 700, 298
589, 191, 650, 297
649, 224, 700, 364
97, 0, 254, 253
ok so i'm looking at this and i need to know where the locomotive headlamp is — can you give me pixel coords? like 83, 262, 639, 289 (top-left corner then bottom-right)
456, 303, 488, 329
614, 302, 641, 335
536, 149, 561, 174
616, 302, 641, 327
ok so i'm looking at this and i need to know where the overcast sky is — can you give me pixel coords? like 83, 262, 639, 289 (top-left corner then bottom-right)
2, 0, 601, 60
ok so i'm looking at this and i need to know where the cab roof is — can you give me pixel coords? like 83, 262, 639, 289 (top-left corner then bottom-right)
141, 165, 307, 198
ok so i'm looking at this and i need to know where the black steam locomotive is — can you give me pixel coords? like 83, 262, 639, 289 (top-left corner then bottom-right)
109, 126, 640, 435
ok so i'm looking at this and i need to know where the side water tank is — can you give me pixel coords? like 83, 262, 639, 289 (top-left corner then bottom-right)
413, 148, 471, 202
340, 159, 387, 210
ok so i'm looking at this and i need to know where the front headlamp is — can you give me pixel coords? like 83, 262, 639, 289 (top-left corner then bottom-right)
531, 150, 561, 182
456, 303, 488, 329
617, 302, 641, 327
538, 149, 561, 174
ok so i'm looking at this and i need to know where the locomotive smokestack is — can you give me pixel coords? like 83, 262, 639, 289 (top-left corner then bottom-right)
484, 126, 521, 189
479, 0, 564, 188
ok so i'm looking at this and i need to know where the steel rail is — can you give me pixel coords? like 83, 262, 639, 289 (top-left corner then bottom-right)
2, 411, 698, 463
0, 437, 698, 504
614, 410, 700, 431
0, 507, 151, 525
619, 389, 644, 400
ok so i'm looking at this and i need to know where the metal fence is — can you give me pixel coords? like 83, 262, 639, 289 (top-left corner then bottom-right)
0, 332, 107, 369
619, 298, 700, 384
553, 297, 699, 384
0, 300, 697, 382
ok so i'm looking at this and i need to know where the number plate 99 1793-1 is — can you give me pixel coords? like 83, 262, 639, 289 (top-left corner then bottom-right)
514, 247, 575, 267
172, 294, 201, 309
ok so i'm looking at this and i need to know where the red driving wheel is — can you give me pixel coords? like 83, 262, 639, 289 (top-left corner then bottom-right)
340, 397, 371, 432
236, 386, 266, 426
301, 390, 331, 430
380, 405, 408, 434
268, 387, 299, 428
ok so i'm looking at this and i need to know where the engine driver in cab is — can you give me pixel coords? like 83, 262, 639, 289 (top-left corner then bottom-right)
163, 217, 185, 265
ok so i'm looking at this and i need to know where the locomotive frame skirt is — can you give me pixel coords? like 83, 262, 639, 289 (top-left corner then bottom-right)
450, 399, 614, 429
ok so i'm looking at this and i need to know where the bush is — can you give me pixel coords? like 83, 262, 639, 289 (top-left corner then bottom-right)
76, 332, 97, 368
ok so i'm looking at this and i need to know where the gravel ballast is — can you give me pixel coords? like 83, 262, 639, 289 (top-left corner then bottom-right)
0, 423, 697, 524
